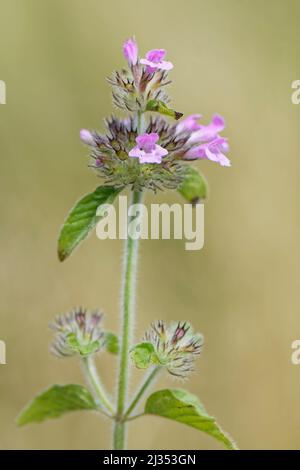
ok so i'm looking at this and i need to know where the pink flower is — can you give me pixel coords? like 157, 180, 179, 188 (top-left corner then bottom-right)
185, 137, 231, 167
129, 132, 168, 164
80, 129, 95, 146
140, 49, 173, 74
188, 114, 225, 145
123, 38, 138, 66
176, 114, 202, 134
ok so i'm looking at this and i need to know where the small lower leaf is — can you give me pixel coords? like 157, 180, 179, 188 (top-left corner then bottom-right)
145, 389, 237, 450
178, 167, 208, 204
17, 384, 98, 426
58, 185, 121, 262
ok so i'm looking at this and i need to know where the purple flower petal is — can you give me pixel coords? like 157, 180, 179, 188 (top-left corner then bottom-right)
184, 136, 230, 167
129, 133, 168, 164
128, 146, 143, 158
136, 132, 159, 151
140, 48, 173, 73
155, 145, 168, 158
159, 60, 173, 71
146, 49, 166, 62
139, 153, 162, 164
139, 58, 158, 74
176, 114, 202, 134
188, 114, 226, 144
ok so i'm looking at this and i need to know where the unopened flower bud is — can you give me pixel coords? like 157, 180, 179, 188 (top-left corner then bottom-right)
80, 129, 95, 146
123, 37, 138, 67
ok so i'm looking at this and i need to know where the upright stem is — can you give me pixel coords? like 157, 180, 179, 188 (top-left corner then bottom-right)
113, 189, 143, 450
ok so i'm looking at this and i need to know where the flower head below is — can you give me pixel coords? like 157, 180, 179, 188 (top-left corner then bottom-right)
142, 320, 203, 378
50, 308, 105, 358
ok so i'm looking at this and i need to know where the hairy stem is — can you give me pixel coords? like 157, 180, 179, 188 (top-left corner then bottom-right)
113, 189, 143, 450
82, 356, 114, 415
124, 366, 161, 419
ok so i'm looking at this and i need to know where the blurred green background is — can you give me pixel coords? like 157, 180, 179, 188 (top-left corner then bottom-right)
1, 0, 300, 450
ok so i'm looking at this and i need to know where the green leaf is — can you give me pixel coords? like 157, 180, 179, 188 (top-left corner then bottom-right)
145, 389, 237, 450
17, 384, 98, 426
178, 167, 208, 205
66, 333, 100, 357
58, 185, 121, 262
131, 342, 158, 369
104, 332, 119, 355
146, 100, 183, 120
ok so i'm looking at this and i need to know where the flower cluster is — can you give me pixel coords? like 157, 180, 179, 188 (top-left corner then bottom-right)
80, 37, 230, 192
144, 320, 203, 378
50, 308, 105, 358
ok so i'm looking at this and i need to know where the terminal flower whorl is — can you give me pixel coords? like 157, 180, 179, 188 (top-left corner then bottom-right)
80, 38, 231, 192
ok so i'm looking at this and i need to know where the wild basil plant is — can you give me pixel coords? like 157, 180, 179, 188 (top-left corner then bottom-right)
17, 38, 236, 450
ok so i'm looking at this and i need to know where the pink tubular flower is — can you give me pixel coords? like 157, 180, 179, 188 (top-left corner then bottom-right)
176, 114, 202, 134
188, 114, 225, 145
185, 137, 231, 167
123, 37, 138, 66
129, 132, 168, 164
140, 49, 173, 74
80, 129, 95, 146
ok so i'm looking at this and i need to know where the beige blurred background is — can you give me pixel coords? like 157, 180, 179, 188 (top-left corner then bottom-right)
0, 0, 300, 450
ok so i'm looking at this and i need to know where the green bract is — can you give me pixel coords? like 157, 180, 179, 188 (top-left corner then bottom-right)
130, 342, 159, 369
